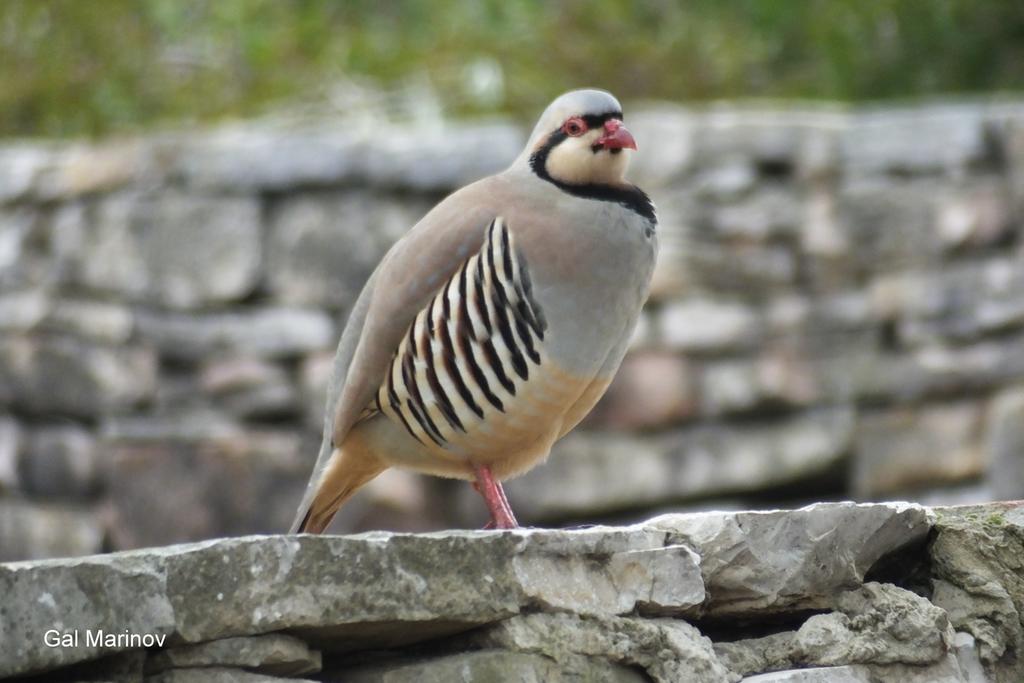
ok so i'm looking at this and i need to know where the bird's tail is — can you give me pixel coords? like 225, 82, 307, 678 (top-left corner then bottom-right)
291, 439, 386, 534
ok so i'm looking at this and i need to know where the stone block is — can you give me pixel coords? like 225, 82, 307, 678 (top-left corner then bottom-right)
65, 193, 262, 308
265, 193, 408, 309
929, 502, 1024, 682
146, 668, 317, 683
199, 357, 300, 420
741, 667, 870, 683
468, 612, 734, 683
173, 127, 365, 191
987, 386, 1024, 501
0, 144, 52, 204
0, 525, 703, 677
658, 298, 760, 353
588, 351, 695, 429
853, 403, 985, 497
841, 105, 989, 175
502, 408, 853, 522
704, 188, 802, 241
0, 336, 156, 418
103, 432, 311, 549
627, 105, 696, 187
650, 502, 933, 617
146, 634, 321, 677
336, 650, 647, 683
20, 424, 101, 499
0, 415, 20, 491
0, 498, 104, 562
135, 308, 334, 360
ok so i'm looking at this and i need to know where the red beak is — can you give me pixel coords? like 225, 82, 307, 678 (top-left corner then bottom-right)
597, 119, 637, 151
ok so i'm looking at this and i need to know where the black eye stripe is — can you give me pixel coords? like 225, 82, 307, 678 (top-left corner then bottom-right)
580, 112, 622, 129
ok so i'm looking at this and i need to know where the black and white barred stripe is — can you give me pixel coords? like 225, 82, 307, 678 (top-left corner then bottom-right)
377, 217, 547, 448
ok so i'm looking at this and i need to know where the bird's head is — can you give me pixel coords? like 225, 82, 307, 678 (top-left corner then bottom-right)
523, 89, 636, 187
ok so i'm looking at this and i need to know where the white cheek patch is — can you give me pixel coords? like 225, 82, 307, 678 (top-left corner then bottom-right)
546, 134, 630, 186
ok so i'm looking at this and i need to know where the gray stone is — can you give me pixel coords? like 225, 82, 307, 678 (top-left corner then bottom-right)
951, 631, 989, 683
336, 650, 647, 683
935, 182, 1013, 250
694, 160, 757, 200
681, 239, 798, 294
135, 308, 334, 360
0, 144, 52, 203
0, 290, 48, 332
658, 298, 760, 353
866, 657, 975, 683
0, 526, 703, 677
174, 127, 365, 191
468, 612, 736, 683
298, 351, 333, 429
843, 333, 1024, 405
0, 499, 105, 563
793, 583, 952, 666
28, 267, 153, 356
841, 105, 988, 175
135, 195, 263, 308
929, 503, 1024, 682
36, 141, 143, 200
692, 107, 845, 175
0, 415, 20, 491
872, 256, 1024, 344
199, 357, 300, 420
20, 424, 101, 499
834, 177, 943, 276
503, 408, 853, 522
628, 105, 696, 186
146, 668, 317, 683
365, 120, 523, 191
174, 120, 523, 193
741, 667, 871, 683
0, 336, 157, 418
715, 632, 800, 678
852, 403, 985, 498
705, 188, 802, 241
102, 409, 244, 443
146, 634, 320, 676
988, 386, 1024, 501
587, 351, 695, 429
801, 188, 848, 259
67, 194, 262, 308
650, 503, 933, 617
265, 193, 403, 309
0, 206, 42, 284
54, 195, 147, 296
103, 432, 310, 549
43, 299, 135, 344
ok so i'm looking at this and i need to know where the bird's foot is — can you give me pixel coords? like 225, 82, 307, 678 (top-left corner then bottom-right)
472, 464, 519, 529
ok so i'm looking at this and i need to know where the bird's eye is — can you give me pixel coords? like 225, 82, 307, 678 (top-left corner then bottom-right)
562, 117, 587, 137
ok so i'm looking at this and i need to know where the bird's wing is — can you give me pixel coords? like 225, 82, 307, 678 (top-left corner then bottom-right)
289, 175, 509, 531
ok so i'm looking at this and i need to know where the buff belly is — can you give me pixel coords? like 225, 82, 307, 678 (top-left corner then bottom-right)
350, 359, 609, 481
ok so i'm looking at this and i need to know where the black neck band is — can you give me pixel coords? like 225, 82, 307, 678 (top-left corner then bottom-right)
528, 128, 657, 225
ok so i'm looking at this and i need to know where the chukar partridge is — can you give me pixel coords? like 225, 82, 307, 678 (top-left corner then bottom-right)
292, 89, 657, 532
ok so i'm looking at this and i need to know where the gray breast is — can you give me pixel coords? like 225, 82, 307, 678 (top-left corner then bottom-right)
530, 199, 658, 375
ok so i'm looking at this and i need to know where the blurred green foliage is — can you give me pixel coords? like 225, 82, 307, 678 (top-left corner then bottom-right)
2, 0, 1023, 138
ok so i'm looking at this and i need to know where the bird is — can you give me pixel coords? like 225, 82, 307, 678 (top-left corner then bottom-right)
291, 89, 658, 533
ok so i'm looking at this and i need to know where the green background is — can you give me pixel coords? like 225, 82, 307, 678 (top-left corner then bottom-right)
3, 0, 1023, 138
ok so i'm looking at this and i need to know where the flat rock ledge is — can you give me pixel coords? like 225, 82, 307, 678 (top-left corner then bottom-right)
1, 501, 1021, 682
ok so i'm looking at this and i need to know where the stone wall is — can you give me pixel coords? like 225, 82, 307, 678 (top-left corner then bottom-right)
2, 502, 1022, 682
2, 100, 1024, 559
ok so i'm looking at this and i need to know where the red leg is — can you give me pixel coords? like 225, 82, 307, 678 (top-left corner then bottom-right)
472, 464, 519, 529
